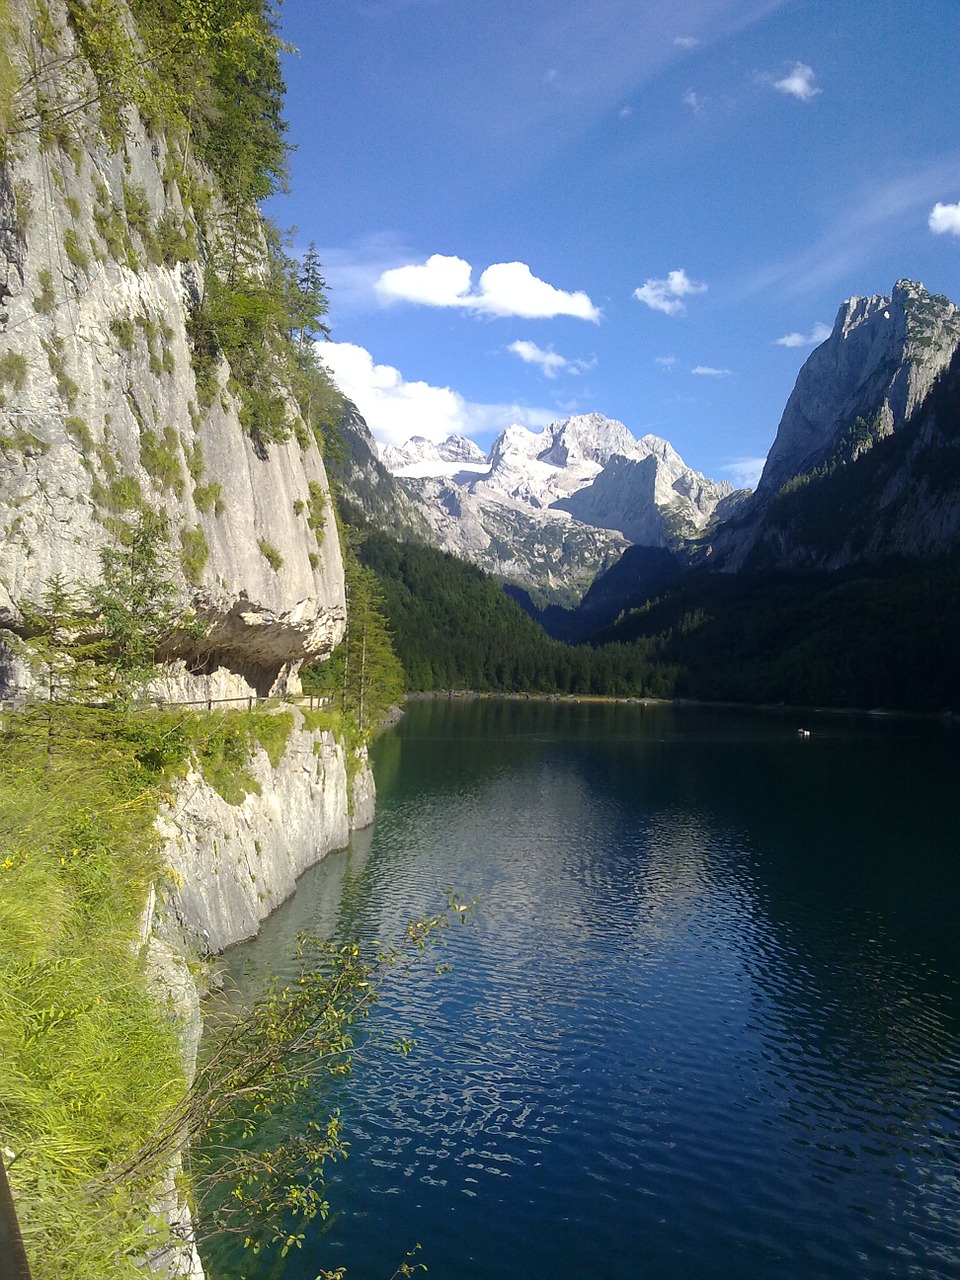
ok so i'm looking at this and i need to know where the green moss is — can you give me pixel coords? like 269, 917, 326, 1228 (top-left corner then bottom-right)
63, 226, 90, 273
0, 350, 27, 392
44, 337, 78, 408
122, 181, 151, 234
139, 427, 184, 495
13, 182, 33, 234
0, 0, 18, 143
64, 414, 93, 455
257, 538, 284, 572
193, 481, 224, 516
90, 473, 144, 515
179, 525, 209, 586
307, 481, 326, 546
32, 268, 56, 314
110, 316, 136, 351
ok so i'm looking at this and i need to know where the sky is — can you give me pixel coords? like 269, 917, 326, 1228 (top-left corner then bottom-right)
266, 0, 960, 488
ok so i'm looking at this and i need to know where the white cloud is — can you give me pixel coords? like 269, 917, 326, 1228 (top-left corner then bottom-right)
674, 35, 700, 49
929, 201, 960, 235
721, 457, 766, 489
766, 61, 821, 102
316, 340, 553, 449
508, 340, 593, 378
634, 268, 707, 316
375, 253, 600, 321
619, 105, 633, 119
682, 89, 706, 113
375, 253, 473, 308
655, 355, 677, 368
692, 365, 731, 376
476, 262, 600, 320
774, 321, 831, 348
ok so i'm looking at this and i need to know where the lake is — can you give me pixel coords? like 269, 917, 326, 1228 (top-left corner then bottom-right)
203, 699, 960, 1280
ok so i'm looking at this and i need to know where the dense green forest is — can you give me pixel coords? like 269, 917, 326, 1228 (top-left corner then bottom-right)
603, 557, 960, 713
354, 530, 675, 698
351, 525, 960, 714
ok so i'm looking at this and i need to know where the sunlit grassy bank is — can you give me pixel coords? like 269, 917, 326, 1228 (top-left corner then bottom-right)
0, 703, 309, 1278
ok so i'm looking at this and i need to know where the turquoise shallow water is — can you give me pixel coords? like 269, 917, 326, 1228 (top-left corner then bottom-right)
205, 701, 960, 1280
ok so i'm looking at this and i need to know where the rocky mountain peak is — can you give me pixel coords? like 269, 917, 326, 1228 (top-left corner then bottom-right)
757, 279, 960, 497
538, 413, 637, 468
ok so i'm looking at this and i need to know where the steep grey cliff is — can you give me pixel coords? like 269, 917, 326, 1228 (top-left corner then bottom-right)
0, 6, 380, 1275
707, 280, 960, 571
0, 0, 346, 701
157, 711, 375, 955
759, 279, 960, 496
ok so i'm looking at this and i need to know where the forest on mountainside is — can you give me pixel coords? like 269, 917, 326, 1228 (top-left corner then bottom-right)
354, 531, 676, 698
353, 524, 960, 713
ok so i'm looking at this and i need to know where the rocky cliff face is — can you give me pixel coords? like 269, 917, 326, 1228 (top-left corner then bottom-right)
0, 6, 378, 1273
157, 711, 374, 956
706, 280, 960, 572
0, 0, 346, 701
758, 280, 960, 498
140, 709, 375, 1279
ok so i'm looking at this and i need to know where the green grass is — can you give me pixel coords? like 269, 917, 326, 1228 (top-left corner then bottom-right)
257, 538, 284, 572
0, 702, 304, 1276
179, 525, 210, 586
0, 707, 188, 1280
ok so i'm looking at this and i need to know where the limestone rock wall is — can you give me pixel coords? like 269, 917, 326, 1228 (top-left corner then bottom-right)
0, 0, 345, 700
758, 280, 960, 498
156, 710, 375, 955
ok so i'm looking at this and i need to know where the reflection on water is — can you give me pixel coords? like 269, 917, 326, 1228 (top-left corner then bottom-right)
207, 702, 960, 1280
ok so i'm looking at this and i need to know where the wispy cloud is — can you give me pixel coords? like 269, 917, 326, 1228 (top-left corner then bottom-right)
634, 268, 707, 316
740, 158, 960, 300
722, 457, 766, 489
508, 340, 594, 378
674, 35, 700, 49
774, 321, 831, 348
692, 364, 731, 376
762, 61, 821, 102
316, 340, 553, 448
655, 355, 677, 369
376, 254, 601, 321
682, 89, 706, 113
929, 201, 960, 235
306, 232, 414, 319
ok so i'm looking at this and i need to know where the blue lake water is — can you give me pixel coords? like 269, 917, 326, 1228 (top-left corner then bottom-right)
204, 700, 960, 1280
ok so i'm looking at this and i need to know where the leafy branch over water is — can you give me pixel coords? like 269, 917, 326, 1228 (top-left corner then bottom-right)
104, 896, 477, 1265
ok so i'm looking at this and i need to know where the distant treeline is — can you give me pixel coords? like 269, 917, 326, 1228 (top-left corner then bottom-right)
358, 529, 960, 713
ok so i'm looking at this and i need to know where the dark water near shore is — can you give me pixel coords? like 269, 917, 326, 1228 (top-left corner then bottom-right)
205, 700, 960, 1280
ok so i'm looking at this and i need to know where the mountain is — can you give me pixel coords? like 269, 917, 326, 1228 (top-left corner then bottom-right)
708, 279, 960, 571
381, 433, 487, 473
378, 412, 741, 604
327, 400, 434, 542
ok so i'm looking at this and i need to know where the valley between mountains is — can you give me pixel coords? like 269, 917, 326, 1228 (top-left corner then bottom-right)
333, 277, 960, 709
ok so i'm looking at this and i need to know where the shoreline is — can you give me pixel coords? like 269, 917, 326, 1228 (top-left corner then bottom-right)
401, 689, 956, 725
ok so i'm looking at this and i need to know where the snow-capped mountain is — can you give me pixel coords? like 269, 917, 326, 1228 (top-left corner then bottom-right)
379, 413, 740, 601
380, 434, 488, 478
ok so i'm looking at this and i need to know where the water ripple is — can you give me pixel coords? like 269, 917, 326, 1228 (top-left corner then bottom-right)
209, 704, 960, 1280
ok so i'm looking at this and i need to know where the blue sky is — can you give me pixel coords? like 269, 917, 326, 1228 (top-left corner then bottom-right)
267, 0, 960, 487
